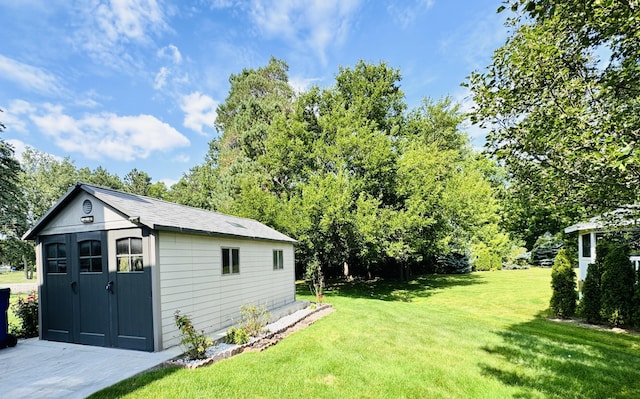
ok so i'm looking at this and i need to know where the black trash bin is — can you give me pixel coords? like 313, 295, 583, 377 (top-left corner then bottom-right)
0, 287, 17, 349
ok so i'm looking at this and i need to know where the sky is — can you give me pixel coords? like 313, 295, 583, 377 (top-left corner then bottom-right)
0, 0, 510, 187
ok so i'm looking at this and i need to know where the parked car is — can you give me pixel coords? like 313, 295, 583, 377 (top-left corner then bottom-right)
0, 265, 11, 274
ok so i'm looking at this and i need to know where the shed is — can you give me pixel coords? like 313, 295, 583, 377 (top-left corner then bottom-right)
23, 182, 297, 352
565, 208, 640, 288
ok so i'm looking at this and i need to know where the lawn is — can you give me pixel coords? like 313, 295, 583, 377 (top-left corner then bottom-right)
0, 271, 37, 284
90, 268, 640, 398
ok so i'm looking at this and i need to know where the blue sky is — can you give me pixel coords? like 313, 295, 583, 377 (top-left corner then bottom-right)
0, 0, 509, 186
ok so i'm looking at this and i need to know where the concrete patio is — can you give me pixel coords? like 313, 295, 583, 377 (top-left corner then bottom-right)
0, 338, 182, 399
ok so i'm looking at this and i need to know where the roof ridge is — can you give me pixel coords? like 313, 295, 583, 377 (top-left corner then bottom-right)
79, 182, 260, 224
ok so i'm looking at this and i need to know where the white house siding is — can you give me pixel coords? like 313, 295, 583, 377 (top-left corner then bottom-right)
158, 231, 295, 349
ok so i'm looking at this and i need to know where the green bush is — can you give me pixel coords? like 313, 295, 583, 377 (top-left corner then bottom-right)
549, 249, 577, 318
600, 244, 635, 327
471, 243, 502, 271
11, 291, 39, 338
240, 304, 271, 337
174, 310, 214, 360
225, 326, 250, 345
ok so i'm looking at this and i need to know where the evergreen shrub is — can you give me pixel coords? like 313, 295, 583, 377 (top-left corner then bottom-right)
549, 249, 577, 318
600, 244, 635, 327
578, 262, 602, 324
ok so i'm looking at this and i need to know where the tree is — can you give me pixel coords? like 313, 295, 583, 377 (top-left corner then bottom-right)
175, 59, 516, 280
550, 249, 577, 318
0, 111, 34, 273
579, 240, 611, 323
0, 110, 23, 235
468, 0, 640, 223
124, 168, 152, 196
78, 166, 124, 190
215, 57, 294, 161
20, 148, 78, 225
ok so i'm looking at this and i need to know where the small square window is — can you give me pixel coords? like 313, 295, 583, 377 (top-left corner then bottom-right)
273, 250, 283, 270
222, 247, 240, 275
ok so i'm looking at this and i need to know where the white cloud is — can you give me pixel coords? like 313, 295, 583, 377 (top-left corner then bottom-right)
289, 75, 320, 94
154, 66, 170, 89
0, 54, 64, 96
5, 139, 28, 162
29, 104, 190, 161
208, 0, 235, 8
160, 177, 180, 188
2, 99, 36, 133
180, 91, 218, 135
386, 0, 435, 28
157, 44, 182, 64
249, 0, 362, 65
172, 154, 190, 163
73, 0, 169, 70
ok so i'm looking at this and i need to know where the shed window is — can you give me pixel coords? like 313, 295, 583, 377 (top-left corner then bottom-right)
116, 237, 143, 272
581, 234, 591, 258
79, 240, 102, 273
45, 243, 67, 274
273, 250, 283, 270
222, 248, 240, 274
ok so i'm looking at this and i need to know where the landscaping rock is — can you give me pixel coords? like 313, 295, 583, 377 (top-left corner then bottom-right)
166, 304, 334, 369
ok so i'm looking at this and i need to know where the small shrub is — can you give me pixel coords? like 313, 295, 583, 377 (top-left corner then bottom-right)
549, 249, 577, 318
225, 326, 250, 344
174, 310, 214, 360
434, 253, 471, 274
11, 291, 39, 338
240, 304, 271, 337
305, 258, 325, 302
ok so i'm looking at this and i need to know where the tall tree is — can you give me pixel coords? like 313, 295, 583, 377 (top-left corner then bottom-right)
0, 110, 23, 234
124, 168, 152, 196
174, 59, 516, 279
78, 166, 124, 190
20, 148, 78, 224
215, 56, 295, 162
0, 112, 35, 272
468, 0, 640, 220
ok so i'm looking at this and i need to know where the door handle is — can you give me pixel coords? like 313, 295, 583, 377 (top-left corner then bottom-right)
106, 280, 114, 293
70, 281, 77, 292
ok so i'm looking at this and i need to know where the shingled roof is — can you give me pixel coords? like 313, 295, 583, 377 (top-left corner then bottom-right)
23, 182, 296, 243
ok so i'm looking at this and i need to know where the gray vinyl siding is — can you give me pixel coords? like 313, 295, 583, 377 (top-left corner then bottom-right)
158, 231, 295, 349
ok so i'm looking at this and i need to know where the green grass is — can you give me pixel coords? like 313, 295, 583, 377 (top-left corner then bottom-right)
0, 271, 37, 284
90, 268, 640, 398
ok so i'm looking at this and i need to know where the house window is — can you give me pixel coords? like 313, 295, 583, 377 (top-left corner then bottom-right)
45, 243, 67, 274
79, 240, 102, 273
222, 248, 240, 274
581, 234, 591, 258
273, 250, 283, 270
116, 237, 143, 272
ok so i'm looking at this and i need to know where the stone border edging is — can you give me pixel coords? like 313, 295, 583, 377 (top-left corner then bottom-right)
165, 304, 334, 369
